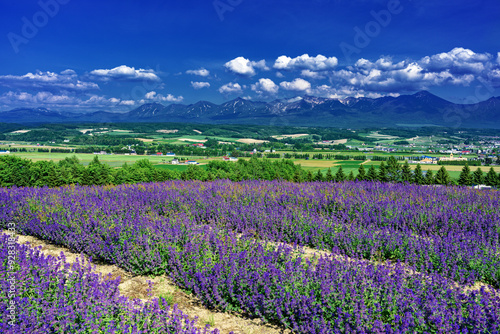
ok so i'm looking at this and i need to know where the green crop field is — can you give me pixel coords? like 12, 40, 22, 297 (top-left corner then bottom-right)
154, 164, 208, 171
7, 152, 211, 167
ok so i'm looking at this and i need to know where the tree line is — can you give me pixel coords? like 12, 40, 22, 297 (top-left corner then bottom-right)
457, 163, 500, 187
0, 155, 499, 188
324, 158, 499, 187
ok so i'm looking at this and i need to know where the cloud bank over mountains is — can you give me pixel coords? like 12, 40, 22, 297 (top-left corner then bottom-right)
0, 48, 499, 112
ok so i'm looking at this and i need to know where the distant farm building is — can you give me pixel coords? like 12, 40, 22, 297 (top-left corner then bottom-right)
419, 156, 437, 164
439, 153, 467, 162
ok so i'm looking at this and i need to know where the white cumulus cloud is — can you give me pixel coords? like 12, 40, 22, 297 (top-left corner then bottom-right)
190, 81, 210, 89
311, 85, 400, 99
119, 100, 136, 106
354, 57, 406, 71
420, 47, 492, 75
218, 82, 243, 94
144, 91, 183, 103
274, 54, 338, 71
224, 57, 268, 76
0, 70, 99, 91
301, 70, 326, 79
186, 68, 210, 77
251, 78, 279, 95
280, 78, 311, 92
0, 91, 131, 110
329, 49, 486, 93
90, 65, 160, 81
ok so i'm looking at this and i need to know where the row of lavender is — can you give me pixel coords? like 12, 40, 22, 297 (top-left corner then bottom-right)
163, 181, 500, 287
4, 181, 499, 287
1, 181, 500, 332
0, 234, 219, 334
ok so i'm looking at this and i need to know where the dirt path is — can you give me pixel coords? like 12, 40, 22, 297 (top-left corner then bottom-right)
4, 232, 286, 334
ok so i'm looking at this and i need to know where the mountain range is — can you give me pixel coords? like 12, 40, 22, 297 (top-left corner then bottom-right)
1, 91, 499, 128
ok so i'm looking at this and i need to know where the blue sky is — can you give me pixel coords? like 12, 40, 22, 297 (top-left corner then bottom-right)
0, 0, 499, 112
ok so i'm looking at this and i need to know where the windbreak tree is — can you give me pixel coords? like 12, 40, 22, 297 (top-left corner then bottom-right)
82, 156, 114, 186
413, 164, 424, 185
458, 164, 472, 186
485, 167, 499, 187
325, 168, 334, 182
386, 156, 401, 182
425, 169, 434, 185
0, 155, 32, 187
366, 165, 378, 181
472, 168, 484, 185
378, 162, 388, 182
335, 166, 345, 182
401, 161, 412, 183
314, 169, 324, 182
435, 166, 451, 185
357, 164, 366, 181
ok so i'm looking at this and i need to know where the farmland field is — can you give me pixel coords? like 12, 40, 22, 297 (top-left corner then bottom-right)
154, 164, 209, 172
2, 180, 500, 333
6, 152, 211, 167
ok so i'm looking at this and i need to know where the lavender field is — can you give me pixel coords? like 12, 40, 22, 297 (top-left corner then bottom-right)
2, 180, 500, 333
0, 234, 218, 334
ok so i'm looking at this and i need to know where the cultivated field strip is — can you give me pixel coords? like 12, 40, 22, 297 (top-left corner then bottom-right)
1, 181, 500, 332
